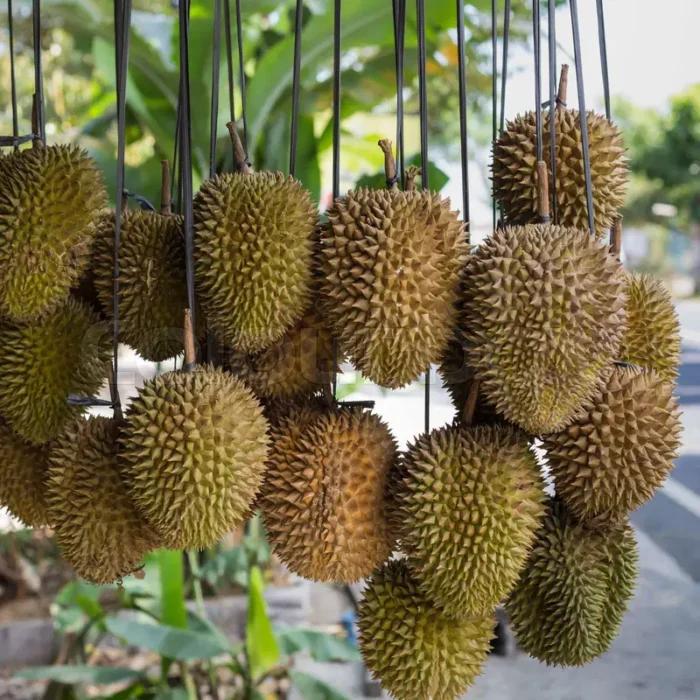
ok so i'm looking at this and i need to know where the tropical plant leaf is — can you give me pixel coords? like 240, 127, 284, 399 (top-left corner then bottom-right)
158, 550, 188, 630
289, 670, 351, 700
16, 666, 146, 686
246, 565, 281, 679
277, 625, 361, 663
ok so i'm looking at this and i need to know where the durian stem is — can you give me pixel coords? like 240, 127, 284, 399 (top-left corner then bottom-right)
461, 378, 480, 427
227, 121, 252, 175
184, 309, 197, 371
556, 65, 569, 109
108, 362, 123, 421
161, 159, 172, 215
379, 139, 399, 191
405, 165, 421, 192
610, 215, 623, 259
31, 94, 44, 148
537, 160, 551, 222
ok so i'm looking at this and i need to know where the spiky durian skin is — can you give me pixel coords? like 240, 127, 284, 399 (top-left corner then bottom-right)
194, 172, 316, 352
93, 209, 191, 362
463, 225, 626, 435
320, 188, 468, 389
120, 367, 270, 550
398, 424, 545, 617
505, 499, 638, 666
225, 309, 335, 400
262, 407, 397, 582
619, 273, 681, 382
0, 298, 111, 444
0, 145, 107, 321
358, 560, 495, 700
0, 418, 51, 527
47, 417, 160, 584
492, 109, 628, 238
543, 365, 682, 524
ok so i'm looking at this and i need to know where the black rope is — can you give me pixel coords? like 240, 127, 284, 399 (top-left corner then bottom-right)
171, 89, 181, 211
234, 0, 248, 155
209, 0, 222, 179
596, 0, 611, 120
224, 0, 236, 126
491, 0, 497, 232
569, 0, 595, 235
32, 0, 45, 143
124, 191, 156, 211
8, 0, 19, 152
533, 0, 543, 164
456, 0, 469, 229
499, 0, 511, 136
289, 0, 303, 177
392, 0, 406, 188
0, 134, 36, 147
416, 0, 430, 433
548, 0, 558, 224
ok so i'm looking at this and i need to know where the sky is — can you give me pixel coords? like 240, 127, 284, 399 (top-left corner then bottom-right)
443, 0, 700, 238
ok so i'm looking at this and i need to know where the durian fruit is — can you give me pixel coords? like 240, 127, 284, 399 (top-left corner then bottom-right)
492, 108, 627, 238
194, 125, 316, 353
320, 183, 468, 388
506, 498, 638, 666
47, 416, 160, 584
0, 298, 111, 444
92, 208, 192, 362
619, 272, 681, 382
225, 308, 335, 400
399, 423, 545, 617
120, 366, 270, 550
543, 364, 682, 524
0, 418, 51, 528
358, 560, 495, 700
463, 224, 627, 435
0, 145, 107, 321
262, 406, 397, 582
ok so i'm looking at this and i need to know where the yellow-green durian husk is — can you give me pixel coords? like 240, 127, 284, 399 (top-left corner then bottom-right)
319, 187, 468, 388
194, 171, 317, 353
47, 417, 160, 584
0, 418, 51, 528
120, 367, 270, 550
0, 298, 111, 444
0, 145, 107, 321
358, 560, 495, 700
505, 498, 638, 666
492, 109, 628, 238
463, 224, 627, 435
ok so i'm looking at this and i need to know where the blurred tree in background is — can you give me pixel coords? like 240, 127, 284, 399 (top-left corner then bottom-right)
0, 0, 536, 207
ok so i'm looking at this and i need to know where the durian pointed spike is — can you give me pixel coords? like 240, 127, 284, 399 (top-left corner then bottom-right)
462, 377, 480, 426
31, 94, 44, 149
183, 309, 196, 370
226, 121, 251, 174
160, 159, 172, 215
610, 215, 623, 259
557, 64, 569, 109
537, 160, 551, 222
378, 138, 398, 191
405, 165, 421, 192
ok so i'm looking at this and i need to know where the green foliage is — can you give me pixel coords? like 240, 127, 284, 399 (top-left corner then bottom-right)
16, 666, 146, 686
246, 565, 281, 679
277, 625, 362, 663
158, 550, 188, 630
288, 670, 351, 699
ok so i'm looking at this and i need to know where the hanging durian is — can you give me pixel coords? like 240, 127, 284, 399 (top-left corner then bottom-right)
93, 162, 194, 362
619, 272, 681, 382
320, 143, 468, 388
0, 298, 111, 444
262, 405, 397, 582
47, 416, 160, 584
0, 418, 51, 528
398, 423, 545, 617
492, 66, 628, 238
463, 161, 627, 435
543, 364, 682, 524
358, 560, 495, 700
0, 142, 107, 321
506, 498, 638, 666
194, 123, 316, 352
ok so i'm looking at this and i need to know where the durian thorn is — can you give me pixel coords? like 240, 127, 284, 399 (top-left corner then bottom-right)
405, 165, 421, 192
226, 121, 252, 175
31, 94, 44, 149
556, 65, 569, 109
160, 159, 172, 215
537, 160, 551, 222
183, 309, 197, 370
378, 138, 399, 191
107, 361, 123, 421
610, 215, 623, 259
461, 377, 480, 427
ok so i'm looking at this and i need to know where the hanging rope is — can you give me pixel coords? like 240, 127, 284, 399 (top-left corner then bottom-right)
32, 0, 45, 143
392, 0, 406, 188
548, 0, 558, 224
533, 0, 543, 165
234, 0, 249, 156
456, 0, 469, 231
7, 0, 19, 151
224, 0, 236, 128
209, 0, 222, 179
289, 0, 303, 177
596, 0, 611, 121
491, 0, 497, 231
499, 0, 511, 136
569, 0, 595, 235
